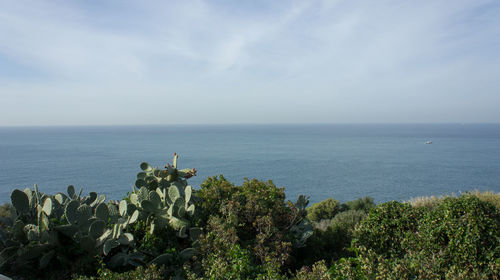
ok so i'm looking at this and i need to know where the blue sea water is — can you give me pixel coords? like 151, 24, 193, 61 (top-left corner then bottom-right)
1, 124, 499, 204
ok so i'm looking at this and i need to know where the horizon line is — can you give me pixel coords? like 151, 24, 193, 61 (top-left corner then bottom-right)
1, 122, 500, 128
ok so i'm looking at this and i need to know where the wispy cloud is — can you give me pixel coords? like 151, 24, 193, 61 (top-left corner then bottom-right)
0, 0, 499, 125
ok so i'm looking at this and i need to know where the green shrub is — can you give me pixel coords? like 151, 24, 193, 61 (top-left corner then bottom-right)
294, 260, 332, 280
191, 243, 256, 280
408, 191, 500, 210
347, 196, 500, 279
353, 201, 424, 258
340, 196, 375, 212
411, 196, 500, 277
194, 175, 237, 227
188, 215, 286, 280
307, 198, 340, 222
73, 264, 166, 280
295, 210, 367, 267
0, 203, 11, 232
330, 209, 366, 231
467, 190, 500, 208
407, 195, 446, 209
192, 178, 312, 278
0, 203, 10, 218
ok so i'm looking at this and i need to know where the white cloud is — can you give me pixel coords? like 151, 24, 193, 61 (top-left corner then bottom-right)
0, 0, 499, 125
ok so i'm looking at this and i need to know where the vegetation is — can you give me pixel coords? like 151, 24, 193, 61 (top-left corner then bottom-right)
0, 156, 499, 279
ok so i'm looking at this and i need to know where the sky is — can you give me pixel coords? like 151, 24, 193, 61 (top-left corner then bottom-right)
0, 0, 499, 126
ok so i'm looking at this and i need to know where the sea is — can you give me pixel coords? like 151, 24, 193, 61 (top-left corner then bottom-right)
1, 124, 499, 205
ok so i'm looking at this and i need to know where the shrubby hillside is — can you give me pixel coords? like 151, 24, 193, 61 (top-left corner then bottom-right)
0, 156, 498, 279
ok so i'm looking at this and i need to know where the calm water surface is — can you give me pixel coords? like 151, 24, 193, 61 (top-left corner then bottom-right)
1, 124, 499, 204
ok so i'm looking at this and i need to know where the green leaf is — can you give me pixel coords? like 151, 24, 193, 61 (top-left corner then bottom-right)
42, 197, 52, 216
11, 189, 29, 213
65, 200, 80, 225
130, 193, 139, 205
95, 203, 109, 222
185, 185, 192, 203
67, 185, 76, 199
135, 179, 146, 188
129, 210, 139, 224
89, 220, 106, 239
140, 162, 152, 171
103, 239, 119, 255
179, 248, 196, 261
149, 253, 173, 265
141, 200, 156, 213
168, 185, 180, 202
119, 200, 128, 217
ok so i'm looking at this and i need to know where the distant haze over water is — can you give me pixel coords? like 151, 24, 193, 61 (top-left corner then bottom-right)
1, 124, 499, 204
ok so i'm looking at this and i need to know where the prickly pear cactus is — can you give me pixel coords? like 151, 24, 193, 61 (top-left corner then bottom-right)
2, 185, 139, 273
135, 153, 196, 191
129, 154, 201, 239
1, 155, 200, 276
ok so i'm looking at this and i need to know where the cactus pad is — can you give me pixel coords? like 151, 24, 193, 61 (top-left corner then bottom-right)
11, 189, 30, 214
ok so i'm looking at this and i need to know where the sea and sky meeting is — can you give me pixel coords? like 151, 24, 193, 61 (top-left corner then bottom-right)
1, 0, 499, 126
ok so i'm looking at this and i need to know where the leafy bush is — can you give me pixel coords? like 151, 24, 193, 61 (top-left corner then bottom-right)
330, 209, 366, 231
0, 203, 11, 232
340, 196, 375, 212
346, 196, 500, 279
73, 264, 166, 280
186, 215, 286, 280
0, 203, 10, 218
411, 196, 500, 277
408, 190, 500, 210
353, 201, 424, 258
192, 177, 312, 278
194, 175, 237, 227
467, 190, 500, 208
306, 198, 340, 222
295, 210, 367, 267
293, 260, 332, 280
190, 243, 257, 280
407, 194, 446, 209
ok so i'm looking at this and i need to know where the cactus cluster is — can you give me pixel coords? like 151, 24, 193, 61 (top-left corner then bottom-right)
0, 154, 201, 276
1, 184, 140, 271
124, 155, 202, 268
129, 154, 200, 236
135, 153, 196, 191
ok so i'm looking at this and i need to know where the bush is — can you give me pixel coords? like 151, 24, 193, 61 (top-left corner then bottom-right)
0, 203, 11, 232
73, 264, 166, 280
411, 196, 500, 277
294, 260, 332, 280
192, 178, 311, 278
340, 196, 375, 212
294, 210, 367, 268
0, 203, 10, 218
187, 215, 286, 280
194, 175, 237, 227
330, 209, 366, 231
353, 201, 424, 258
408, 191, 500, 210
347, 196, 500, 279
307, 198, 340, 222
467, 190, 500, 208
190, 243, 257, 280
407, 195, 446, 209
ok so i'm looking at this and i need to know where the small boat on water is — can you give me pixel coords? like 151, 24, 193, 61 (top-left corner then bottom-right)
425, 141, 432, 144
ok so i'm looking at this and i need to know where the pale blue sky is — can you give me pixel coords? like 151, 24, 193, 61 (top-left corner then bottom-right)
1, 0, 499, 126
